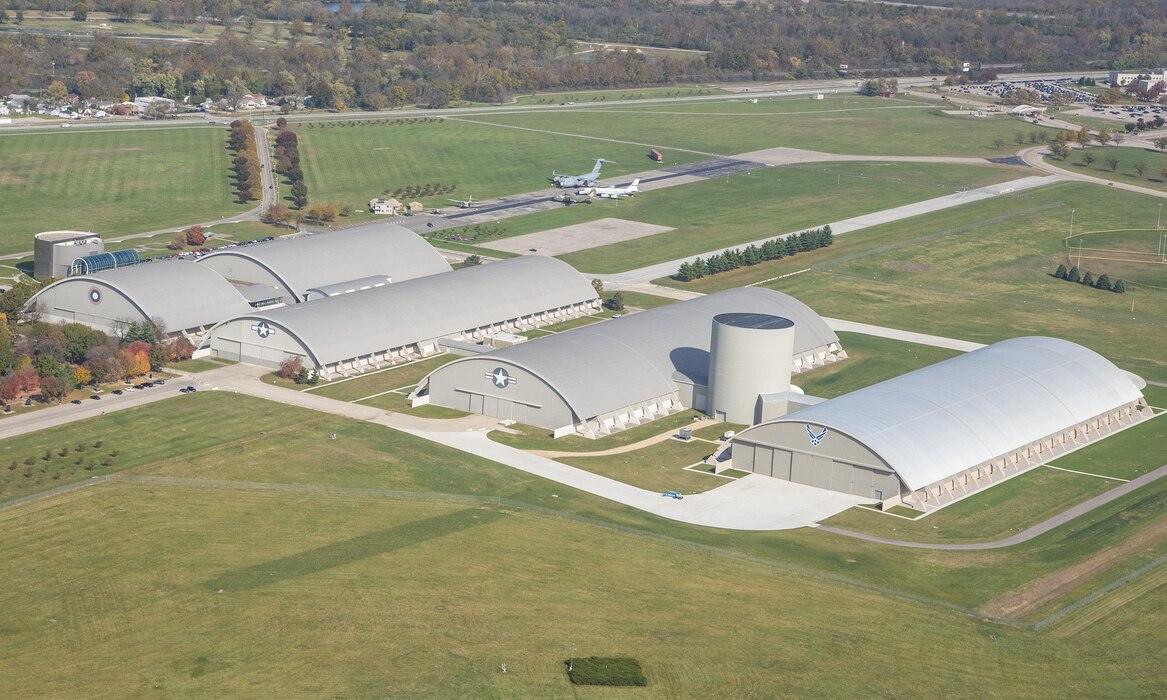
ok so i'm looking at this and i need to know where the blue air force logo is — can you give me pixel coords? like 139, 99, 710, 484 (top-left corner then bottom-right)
486, 367, 516, 389
251, 321, 275, 339
806, 424, 828, 446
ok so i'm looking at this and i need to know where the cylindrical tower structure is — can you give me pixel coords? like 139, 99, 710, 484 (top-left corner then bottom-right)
33, 231, 103, 280
706, 312, 794, 425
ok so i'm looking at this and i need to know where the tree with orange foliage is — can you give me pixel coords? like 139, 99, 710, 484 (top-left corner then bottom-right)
74, 365, 93, 387
186, 225, 206, 246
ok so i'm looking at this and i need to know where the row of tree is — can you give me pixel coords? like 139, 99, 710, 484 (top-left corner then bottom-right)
1053, 264, 1127, 293
3, 1, 1165, 112
673, 226, 834, 282
277, 355, 319, 385
229, 119, 262, 203
170, 225, 207, 251
272, 120, 309, 210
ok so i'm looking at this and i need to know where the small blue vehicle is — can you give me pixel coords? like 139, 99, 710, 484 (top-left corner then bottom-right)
662, 490, 684, 500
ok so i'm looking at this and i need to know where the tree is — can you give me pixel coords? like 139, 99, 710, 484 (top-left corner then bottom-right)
1154, 137, 1167, 152
261, 204, 290, 226
604, 292, 625, 311
45, 80, 69, 106
1049, 142, 1070, 160
1095, 273, 1112, 291
278, 355, 302, 380
1076, 127, 1091, 148
1054, 263, 1068, 279
0, 279, 46, 321
73, 365, 92, 387
1106, 156, 1120, 172
591, 278, 604, 297
40, 376, 68, 404
1111, 132, 1125, 146
0, 315, 14, 374
276, 117, 288, 129
186, 225, 206, 246
121, 320, 158, 344
145, 100, 174, 120
1113, 279, 1126, 294
1134, 161, 1148, 178
463, 255, 483, 266
1067, 265, 1081, 283
993, 138, 1005, 150
1095, 128, 1111, 146
1081, 152, 1095, 167
1082, 271, 1094, 286
1161, 167, 1167, 182
291, 181, 308, 209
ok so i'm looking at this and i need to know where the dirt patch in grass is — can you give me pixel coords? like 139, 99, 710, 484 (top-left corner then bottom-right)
980, 518, 1167, 619
883, 260, 931, 272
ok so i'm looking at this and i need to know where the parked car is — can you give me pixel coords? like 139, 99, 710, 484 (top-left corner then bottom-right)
662, 490, 684, 500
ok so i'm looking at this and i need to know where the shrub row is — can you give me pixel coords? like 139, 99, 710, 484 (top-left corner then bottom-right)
1054, 264, 1126, 293
673, 225, 833, 282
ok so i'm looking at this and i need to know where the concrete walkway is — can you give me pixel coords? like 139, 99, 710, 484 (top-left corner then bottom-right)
1018, 145, 1167, 199
818, 463, 1167, 550
825, 318, 986, 352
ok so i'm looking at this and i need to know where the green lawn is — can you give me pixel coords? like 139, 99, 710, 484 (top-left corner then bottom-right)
462, 161, 1020, 273
660, 180, 1166, 382
1050, 145, 1167, 192
308, 355, 457, 403
167, 357, 236, 373
2, 480, 1163, 696
796, 332, 963, 399
0, 126, 249, 254
511, 86, 726, 106
489, 411, 707, 452
606, 290, 678, 309
469, 94, 1062, 157
557, 440, 721, 494
297, 118, 706, 218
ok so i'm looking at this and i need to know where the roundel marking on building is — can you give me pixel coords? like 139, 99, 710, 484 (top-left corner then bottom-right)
806, 424, 828, 446
251, 321, 275, 339
87, 287, 103, 305
485, 367, 517, 389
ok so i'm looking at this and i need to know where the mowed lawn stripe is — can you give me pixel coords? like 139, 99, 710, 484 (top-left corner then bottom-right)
0, 127, 248, 253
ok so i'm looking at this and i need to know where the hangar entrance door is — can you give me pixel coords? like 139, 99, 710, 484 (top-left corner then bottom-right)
458, 391, 529, 423
216, 339, 242, 362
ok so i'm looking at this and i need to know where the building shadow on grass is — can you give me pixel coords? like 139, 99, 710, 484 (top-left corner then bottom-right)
202, 507, 504, 591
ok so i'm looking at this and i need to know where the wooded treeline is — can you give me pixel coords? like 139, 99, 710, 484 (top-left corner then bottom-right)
1, 0, 1164, 108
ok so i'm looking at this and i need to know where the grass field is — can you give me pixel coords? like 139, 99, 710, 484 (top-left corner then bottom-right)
511, 86, 725, 106
0, 127, 249, 254
296, 118, 706, 219
308, 355, 457, 403
558, 439, 722, 494
468, 94, 1063, 157
1062, 228, 1167, 289
1048, 145, 1167, 192
1, 396, 1165, 694
489, 411, 708, 452
659, 180, 1167, 382
455, 161, 1022, 273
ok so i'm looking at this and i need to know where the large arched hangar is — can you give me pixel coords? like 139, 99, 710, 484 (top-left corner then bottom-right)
204, 256, 600, 376
26, 261, 252, 337
732, 337, 1150, 511
414, 287, 843, 438
196, 223, 451, 304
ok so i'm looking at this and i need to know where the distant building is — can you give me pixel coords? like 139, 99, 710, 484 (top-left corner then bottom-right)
33, 231, 104, 280
408, 201, 425, 213
1010, 104, 1046, 116
369, 197, 403, 215
238, 94, 267, 110
1109, 68, 1166, 87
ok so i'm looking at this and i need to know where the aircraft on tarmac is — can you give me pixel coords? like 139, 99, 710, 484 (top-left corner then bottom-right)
578, 179, 640, 199
551, 159, 606, 188
447, 195, 479, 208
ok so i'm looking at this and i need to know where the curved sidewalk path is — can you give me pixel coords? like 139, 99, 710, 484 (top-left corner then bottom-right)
818, 462, 1167, 550
1019, 145, 1167, 199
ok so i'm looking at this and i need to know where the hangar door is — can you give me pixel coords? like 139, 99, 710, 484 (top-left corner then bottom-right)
741, 443, 898, 500
455, 390, 530, 424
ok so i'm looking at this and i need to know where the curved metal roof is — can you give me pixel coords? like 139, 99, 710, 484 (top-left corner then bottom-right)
28, 260, 251, 332
433, 287, 839, 421
743, 337, 1144, 491
213, 256, 598, 366
197, 224, 450, 300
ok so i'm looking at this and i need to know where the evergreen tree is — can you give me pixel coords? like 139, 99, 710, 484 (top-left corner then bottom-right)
691, 258, 709, 278
1067, 265, 1081, 283
675, 262, 695, 282
1113, 279, 1126, 293
1082, 271, 1094, 286
1054, 263, 1068, 279
1095, 273, 1111, 291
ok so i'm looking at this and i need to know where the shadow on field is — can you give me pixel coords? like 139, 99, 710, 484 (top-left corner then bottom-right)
202, 507, 504, 591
